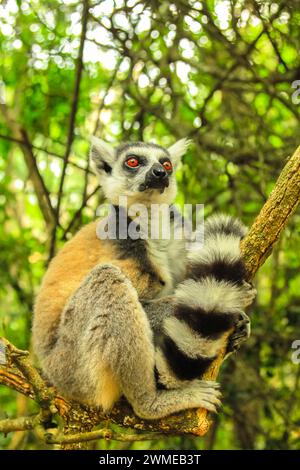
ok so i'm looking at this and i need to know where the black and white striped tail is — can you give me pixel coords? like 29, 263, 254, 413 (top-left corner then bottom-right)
157, 214, 249, 385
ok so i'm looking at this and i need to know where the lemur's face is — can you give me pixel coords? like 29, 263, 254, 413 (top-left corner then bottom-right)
90, 138, 189, 206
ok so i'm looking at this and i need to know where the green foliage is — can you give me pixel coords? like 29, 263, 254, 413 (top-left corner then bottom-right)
0, 0, 300, 450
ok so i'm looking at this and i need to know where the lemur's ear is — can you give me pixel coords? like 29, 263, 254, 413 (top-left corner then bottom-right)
168, 138, 190, 167
90, 136, 116, 174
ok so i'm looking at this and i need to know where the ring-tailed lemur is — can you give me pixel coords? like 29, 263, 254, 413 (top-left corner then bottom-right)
32, 137, 255, 419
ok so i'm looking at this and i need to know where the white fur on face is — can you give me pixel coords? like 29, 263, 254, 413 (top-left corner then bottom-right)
90, 137, 116, 169
104, 180, 178, 207
100, 143, 179, 206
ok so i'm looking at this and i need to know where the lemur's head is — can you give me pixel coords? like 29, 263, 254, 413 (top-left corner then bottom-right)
90, 138, 189, 206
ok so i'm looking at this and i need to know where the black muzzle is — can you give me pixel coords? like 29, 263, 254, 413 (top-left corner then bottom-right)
139, 163, 169, 193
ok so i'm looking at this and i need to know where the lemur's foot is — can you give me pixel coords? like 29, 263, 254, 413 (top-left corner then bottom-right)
226, 310, 251, 354
189, 380, 222, 413
242, 281, 257, 308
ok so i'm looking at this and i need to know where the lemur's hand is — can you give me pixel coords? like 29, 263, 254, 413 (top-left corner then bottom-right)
226, 310, 251, 355
241, 280, 257, 308
224, 281, 255, 355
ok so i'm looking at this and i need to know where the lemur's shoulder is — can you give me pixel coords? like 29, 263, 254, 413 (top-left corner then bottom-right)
44, 221, 112, 287
33, 218, 163, 356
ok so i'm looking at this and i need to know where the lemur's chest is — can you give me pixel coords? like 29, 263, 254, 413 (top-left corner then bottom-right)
110, 206, 188, 298
146, 238, 187, 296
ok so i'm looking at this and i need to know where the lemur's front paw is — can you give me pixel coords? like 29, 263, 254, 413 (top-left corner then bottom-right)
190, 380, 222, 413
242, 281, 257, 308
226, 310, 251, 354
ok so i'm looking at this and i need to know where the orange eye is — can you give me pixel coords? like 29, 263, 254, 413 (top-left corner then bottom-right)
125, 157, 139, 168
163, 161, 172, 171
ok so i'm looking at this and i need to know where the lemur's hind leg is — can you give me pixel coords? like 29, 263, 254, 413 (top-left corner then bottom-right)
47, 264, 221, 419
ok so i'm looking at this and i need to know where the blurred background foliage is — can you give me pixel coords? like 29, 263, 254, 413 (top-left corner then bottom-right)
0, 0, 300, 450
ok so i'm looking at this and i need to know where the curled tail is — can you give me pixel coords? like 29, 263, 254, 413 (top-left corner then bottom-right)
156, 215, 254, 388
188, 213, 247, 284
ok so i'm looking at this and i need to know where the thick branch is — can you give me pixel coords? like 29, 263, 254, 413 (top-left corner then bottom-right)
240, 146, 300, 277
1, 145, 300, 441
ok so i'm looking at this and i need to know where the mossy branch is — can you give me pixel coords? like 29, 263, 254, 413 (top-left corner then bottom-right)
1, 145, 300, 445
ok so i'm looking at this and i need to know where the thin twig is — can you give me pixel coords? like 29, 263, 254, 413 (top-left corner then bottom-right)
61, 185, 101, 239
0, 133, 94, 174
0, 416, 36, 434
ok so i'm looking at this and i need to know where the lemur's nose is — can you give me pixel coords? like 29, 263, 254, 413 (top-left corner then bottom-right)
152, 165, 167, 179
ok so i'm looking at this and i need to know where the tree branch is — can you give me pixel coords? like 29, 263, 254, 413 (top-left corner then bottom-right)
1, 145, 300, 443
61, 185, 101, 240
0, 105, 56, 229
48, 0, 89, 261
0, 416, 36, 434
45, 428, 169, 445
0, 132, 95, 174
60, 57, 123, 240
241, 146, 300, 277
